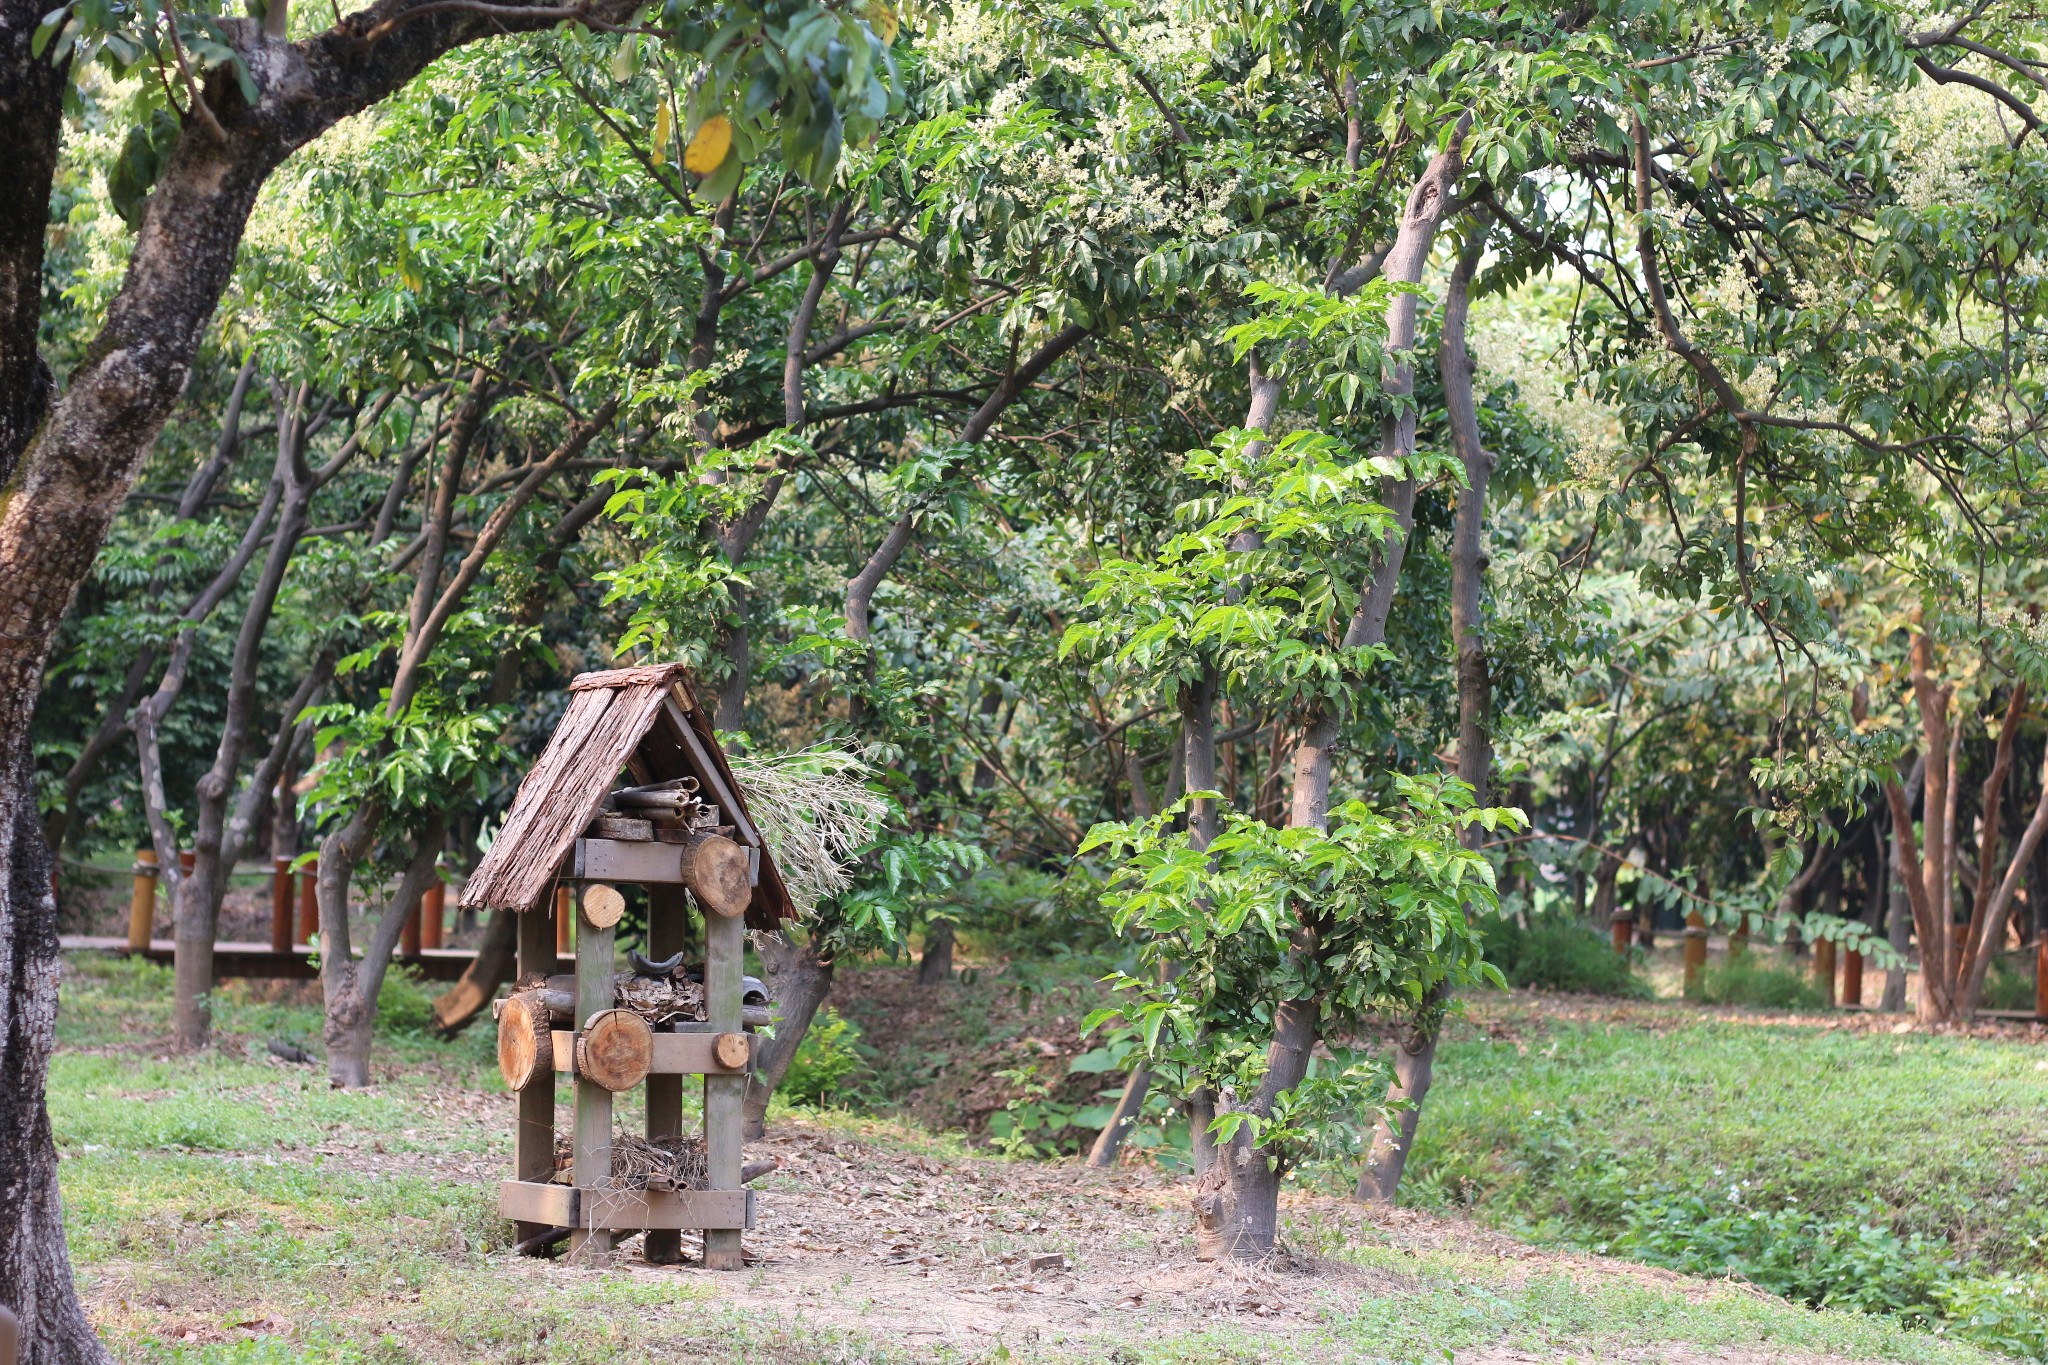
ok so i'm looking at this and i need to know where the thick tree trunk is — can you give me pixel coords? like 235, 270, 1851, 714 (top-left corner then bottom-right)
0, 750, 116, 1365
917, 920, 955, 985
744, 932, 835, 1140
1359, 227, 1489, 1205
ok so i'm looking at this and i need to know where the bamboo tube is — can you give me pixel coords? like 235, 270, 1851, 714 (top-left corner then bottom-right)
554, 884, 573, 958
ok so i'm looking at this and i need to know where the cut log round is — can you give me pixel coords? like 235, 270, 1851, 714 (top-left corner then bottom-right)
713, 1031, 752, 1071
576, 1009, 654, 1091
580, 882, 626, 930
677, 833, 752, 919
497, 991, 554, 1091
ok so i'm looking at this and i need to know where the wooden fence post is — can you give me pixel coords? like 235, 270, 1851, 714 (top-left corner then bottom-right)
269, 856, 293, 954
2036, 938, 2047, 1023
1814, 938, 1837, 1008
296, 859, 319, 944
1682, 911, 1707, 999
128, 849, 158, 953
1843, 948, 1863, 1007
1611, 909, 1634, 955
420, 877, 445, 951
400, 889, 422, 957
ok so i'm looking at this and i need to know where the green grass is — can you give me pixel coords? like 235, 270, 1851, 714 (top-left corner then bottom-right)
1404, 997, 2048, 1355
46, 953, 2038, 1363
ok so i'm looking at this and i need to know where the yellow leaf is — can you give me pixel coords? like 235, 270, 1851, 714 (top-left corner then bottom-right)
863, 0, 898, 43
684, 114, 732, 176
652, 103, 672, 166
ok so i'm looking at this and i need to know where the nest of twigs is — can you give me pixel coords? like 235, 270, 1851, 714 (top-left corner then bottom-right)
550, 1133, 708, 1192
603, 1133, 707, 1192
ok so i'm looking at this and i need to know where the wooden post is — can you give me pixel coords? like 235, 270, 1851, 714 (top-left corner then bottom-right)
400, 889, 422, 957
1843, 948, 1864, 1007
513, 908, 558, 1253
644, 884, 689, 1265
1610, 910, 1633, 955
1730, 916, 1750, 957
569, 894, 618, 1265
128, 849, 158, 953
269, 856, 293, 954
420, 878, 445, 951
1815, 938, 1837, 1008
1682, 911, 1707, 999
2036, 938, 2047, 1023
703, 903, 745, 1270
178, 848, 196, 878
296, 859, 319, 944
554, 884, 573, 961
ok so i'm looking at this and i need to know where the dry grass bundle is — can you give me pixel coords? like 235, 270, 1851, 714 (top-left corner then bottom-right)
604, 1133, 706, 1192
614, 972, 704, 1025
727, 744, 889, 919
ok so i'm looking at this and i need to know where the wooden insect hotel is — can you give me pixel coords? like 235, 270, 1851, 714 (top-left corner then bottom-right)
463, 663, 793, 1267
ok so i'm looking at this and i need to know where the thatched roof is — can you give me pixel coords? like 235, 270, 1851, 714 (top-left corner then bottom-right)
461, 664, 793, 930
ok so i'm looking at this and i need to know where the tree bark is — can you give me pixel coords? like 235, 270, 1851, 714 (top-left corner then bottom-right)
0, 748, 115, 1365
744, 932, 835, 1140
1358, 223, 1489, 1206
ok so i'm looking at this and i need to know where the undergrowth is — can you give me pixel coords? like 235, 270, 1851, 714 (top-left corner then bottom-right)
1479, 916, 1651, 998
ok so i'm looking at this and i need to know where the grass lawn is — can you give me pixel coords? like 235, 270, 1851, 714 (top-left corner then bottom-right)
46, 953, 2043, 1363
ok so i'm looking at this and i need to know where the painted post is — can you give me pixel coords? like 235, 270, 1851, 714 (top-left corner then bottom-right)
420, 878, 445, 951
1843, 948, 1864, 1007
296, 859, 319, 944
400, 890, 422, 957
128, 849, 158, 953
1682, 910, 1707, 999
1814, 938, 1837, 1008
269, 856, 293, 954
1611, 909, 1634, 956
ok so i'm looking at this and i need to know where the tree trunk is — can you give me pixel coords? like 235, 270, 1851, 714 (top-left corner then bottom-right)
917, 920, 954, 985
1208, 127, 1466, 1256
744, 931, 835, 1139
1358, 225, 1489, 1206
0, 749, 116, 1365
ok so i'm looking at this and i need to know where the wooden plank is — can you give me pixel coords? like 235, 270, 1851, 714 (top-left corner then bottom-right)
513, 911, 559, 1253
571, 837, 683, 884
549, 1030, 751, 1076
643, 884, 688, 1265
579, 1188, 753, 1232
570, 917, 618, 1264
702, 906, 745, 1269
500, 1180, 579, 1227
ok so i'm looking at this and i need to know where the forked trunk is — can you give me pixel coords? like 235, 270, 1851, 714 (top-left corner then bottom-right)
744, 932, 835, 1140
1356, 996, 1443, 1202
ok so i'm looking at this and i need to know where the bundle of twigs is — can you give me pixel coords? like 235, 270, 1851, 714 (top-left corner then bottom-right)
602, 1133, 707, 1192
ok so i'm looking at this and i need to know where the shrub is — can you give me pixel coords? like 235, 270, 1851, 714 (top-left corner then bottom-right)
1479, 915, 1651, 998
779, 1007, 865, 1107
1980, 954, 2038, 1012
1694, 954, 1827, 1010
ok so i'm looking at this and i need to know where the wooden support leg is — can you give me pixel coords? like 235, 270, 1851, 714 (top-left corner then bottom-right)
513, 910, 558, 1254
296, 862, 318, 945
570, 904, 617, 1266
703, 906, 744, 1270
643, 885, 689, 1266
